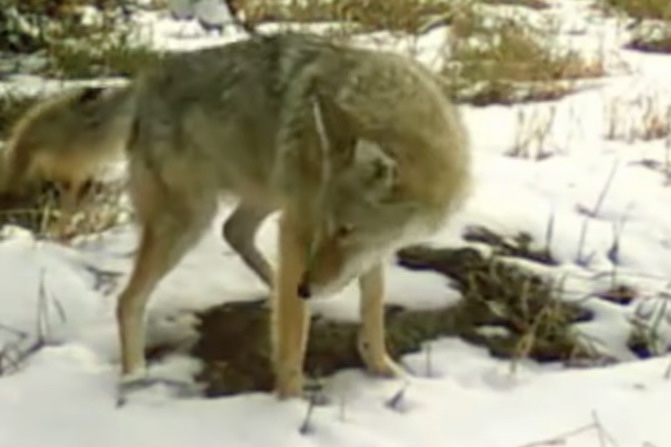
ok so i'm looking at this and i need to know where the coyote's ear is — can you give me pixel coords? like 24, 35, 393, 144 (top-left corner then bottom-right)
76, 86, 106, 104
353, 139, 398, 201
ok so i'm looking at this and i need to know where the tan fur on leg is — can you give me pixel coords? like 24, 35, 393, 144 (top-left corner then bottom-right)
116, 166, 216, 380
357, 263, 404, 377
117, 225, 164, 379
271, 210, 311, 399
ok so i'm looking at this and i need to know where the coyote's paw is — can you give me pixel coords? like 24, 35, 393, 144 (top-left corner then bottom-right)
116, 374, 201, 407
363, 353, 405, 378
273, 364, 308, 401
274, 375, 304, 400
357, 335, 405, 379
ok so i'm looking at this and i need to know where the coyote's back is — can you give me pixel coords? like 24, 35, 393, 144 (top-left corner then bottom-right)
124, 33, 470, 289
1, 33, 472, 399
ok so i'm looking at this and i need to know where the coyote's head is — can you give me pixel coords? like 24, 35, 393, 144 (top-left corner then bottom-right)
297, 139, 433, 299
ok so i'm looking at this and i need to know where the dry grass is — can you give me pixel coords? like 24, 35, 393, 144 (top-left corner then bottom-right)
42, 7, 160, 79
602, 0, 671, 21
1, 0, 159, 78
235, 0, 549, 35
210, 1, 606, 107
508, 104, 558, 160
482, 0, 550, 9
45, 30, 160, 79
441, 7, 605, 105
463, 225, 556, 265
627, 291, 671, 359
235, 0, 454, 34
397, 244, 594, 366
0, 178, 129, 243
7, 0, 604, 104
601, 0, 671, 53
627, 22, 671, 54
603, 90, 671, 142
628, 34, 671, 53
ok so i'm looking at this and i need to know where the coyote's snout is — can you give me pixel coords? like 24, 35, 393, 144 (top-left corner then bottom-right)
2, 32, 471, 400
295, 139, 441, 299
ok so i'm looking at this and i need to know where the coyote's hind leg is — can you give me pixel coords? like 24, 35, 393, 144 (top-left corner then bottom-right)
116, 163, 216, 389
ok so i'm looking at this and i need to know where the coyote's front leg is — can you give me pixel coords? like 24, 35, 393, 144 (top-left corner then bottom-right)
357, 263, 404, 377
271, 210, 311, 399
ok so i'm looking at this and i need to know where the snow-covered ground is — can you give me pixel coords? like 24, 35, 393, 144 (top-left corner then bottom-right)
2, 0, 671, 446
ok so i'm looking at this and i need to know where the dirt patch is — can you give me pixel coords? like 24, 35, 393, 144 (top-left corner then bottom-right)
189, 245, 593, 397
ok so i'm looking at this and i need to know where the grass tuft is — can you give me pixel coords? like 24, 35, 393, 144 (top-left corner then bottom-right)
0, 178, 129, 243
626, 21, 671, 54
601, 0, 671, 53
1, 0, 160, 79
482, 0, 550, 9
235, 0, 455, 34
602, 0, 671, 21
397, 243, 594, 365
441, 6, 604, 105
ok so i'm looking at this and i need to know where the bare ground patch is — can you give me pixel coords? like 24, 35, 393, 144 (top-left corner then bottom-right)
188, 242, 594, 397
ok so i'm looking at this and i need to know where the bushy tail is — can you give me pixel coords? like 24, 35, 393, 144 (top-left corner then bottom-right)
0, 84, 138, 197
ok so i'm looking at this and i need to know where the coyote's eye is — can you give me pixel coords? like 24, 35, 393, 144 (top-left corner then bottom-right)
336, 224, 354, 239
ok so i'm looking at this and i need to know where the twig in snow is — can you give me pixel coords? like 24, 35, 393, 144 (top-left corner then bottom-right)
385, 380, 410, 412
514, 411, 618, 447
508, 105, 557, 160
0, 322, 29, 339
575, 160, 619, 265
514, 422, 596, 447
607, 212, 630, 290
591, 160, 619, 218
592, 410, 620, 447
37, 267, 66, 340
0, 324, 30, 376
338, 393, 348, 423
543, 211, 555, 259
82, 264, 124, 295
299, 378, 326, 435
424, 341, 434, 377
575, 217, 594, 267
0, 266, 67, 376
663, 355, 671, 380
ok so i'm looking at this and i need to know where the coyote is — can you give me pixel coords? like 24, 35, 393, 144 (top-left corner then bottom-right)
0, 32, 471, 399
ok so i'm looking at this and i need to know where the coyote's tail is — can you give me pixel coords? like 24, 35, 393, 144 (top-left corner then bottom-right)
0, 84, 137, 196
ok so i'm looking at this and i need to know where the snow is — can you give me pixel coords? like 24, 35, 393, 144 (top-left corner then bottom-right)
2, 0, 671, 445
2, 339, 671, 447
